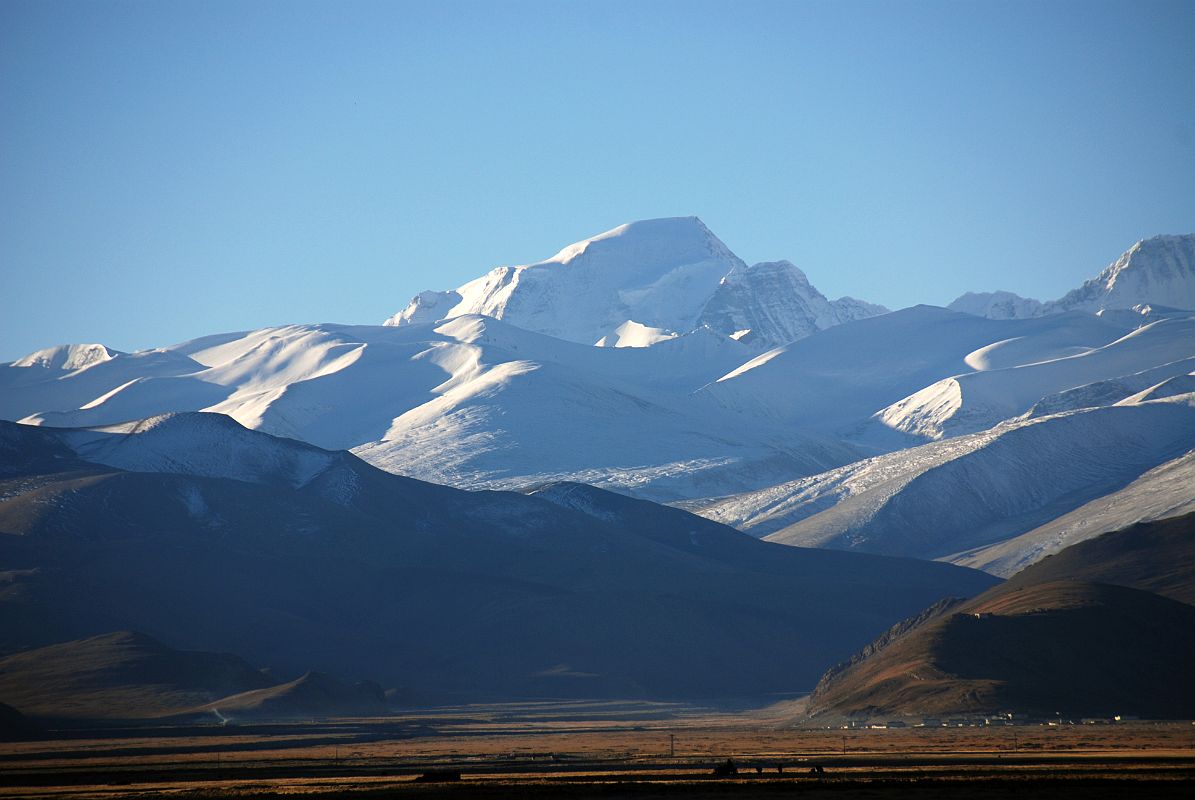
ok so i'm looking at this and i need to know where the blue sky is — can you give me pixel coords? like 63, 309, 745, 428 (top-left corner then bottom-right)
2, 0, 1193, 360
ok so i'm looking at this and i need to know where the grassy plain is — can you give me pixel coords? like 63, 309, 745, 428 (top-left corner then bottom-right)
2, 700, 1192, 799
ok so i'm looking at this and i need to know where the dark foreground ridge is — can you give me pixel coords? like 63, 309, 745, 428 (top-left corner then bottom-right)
807, 511, 1195, 720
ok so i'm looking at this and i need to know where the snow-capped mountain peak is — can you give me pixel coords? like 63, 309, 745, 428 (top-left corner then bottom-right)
542, 216, 737, 270
385, 216, 744, 345
1045, 234, 1195, 314
384, 217, 886, 349
949, 234, 1195, 319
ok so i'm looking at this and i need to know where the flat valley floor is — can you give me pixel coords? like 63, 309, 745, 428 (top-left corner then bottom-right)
3, 701, 1193, 799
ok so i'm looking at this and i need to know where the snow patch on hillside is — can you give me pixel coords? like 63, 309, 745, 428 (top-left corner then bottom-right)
57, 412, 338, 488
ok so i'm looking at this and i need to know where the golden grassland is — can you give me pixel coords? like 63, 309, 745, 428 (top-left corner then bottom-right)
2, 700, 1193, 799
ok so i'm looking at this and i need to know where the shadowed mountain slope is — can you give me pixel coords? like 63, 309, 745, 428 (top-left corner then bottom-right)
0, 414, 997, 703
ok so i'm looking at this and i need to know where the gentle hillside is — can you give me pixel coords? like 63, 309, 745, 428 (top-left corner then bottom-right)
0, 632, 273, 720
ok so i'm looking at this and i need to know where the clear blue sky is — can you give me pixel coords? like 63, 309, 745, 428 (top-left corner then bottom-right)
2, 0, 1193, 360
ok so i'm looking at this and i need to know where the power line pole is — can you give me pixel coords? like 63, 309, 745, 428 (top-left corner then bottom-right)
669, 733, 675, 758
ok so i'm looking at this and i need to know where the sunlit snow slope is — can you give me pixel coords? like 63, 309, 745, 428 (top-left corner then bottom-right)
1, 318, 858, 501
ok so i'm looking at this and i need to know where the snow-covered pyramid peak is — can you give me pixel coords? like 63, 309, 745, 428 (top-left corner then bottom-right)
542, 216, 736, 270
385, 217, 886, 349
385, 216, 744, 344
11, 343, 120, 370
1045, 234, 1195, 314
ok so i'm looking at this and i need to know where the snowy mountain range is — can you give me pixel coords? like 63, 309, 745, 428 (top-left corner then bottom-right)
3, 218, 1194, 576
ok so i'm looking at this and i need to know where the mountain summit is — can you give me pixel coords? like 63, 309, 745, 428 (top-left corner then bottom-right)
949, 234, 1195, 319
385, 217, 888, 349
1045, 234, 1195, 314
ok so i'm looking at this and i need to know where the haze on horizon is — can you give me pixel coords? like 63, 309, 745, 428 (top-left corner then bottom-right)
2, 0, 1194, 361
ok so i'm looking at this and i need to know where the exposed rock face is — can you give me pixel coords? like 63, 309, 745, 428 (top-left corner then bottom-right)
698, 260, 888, 347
